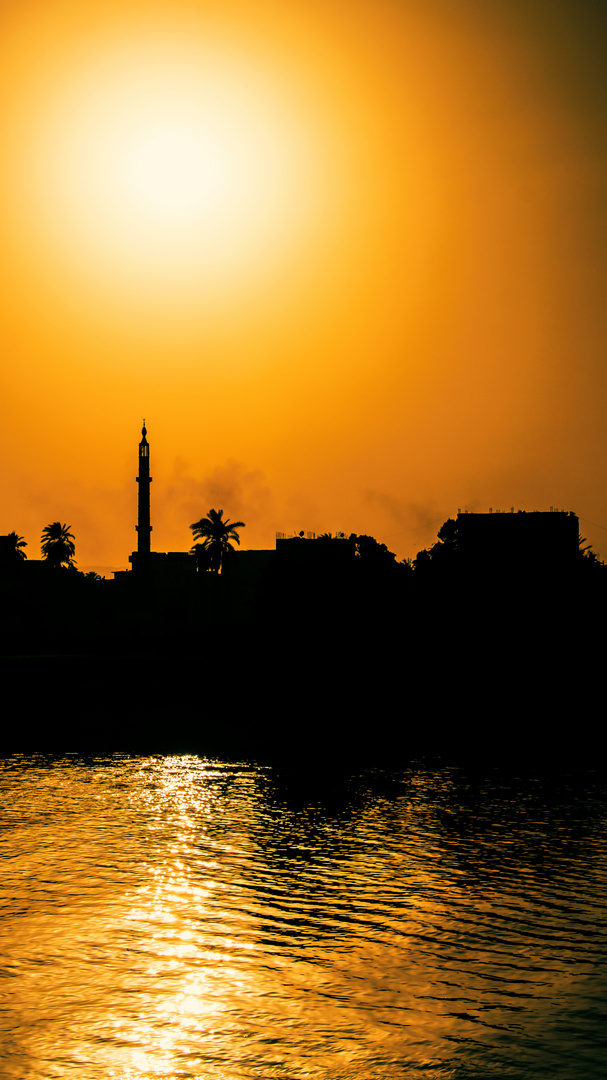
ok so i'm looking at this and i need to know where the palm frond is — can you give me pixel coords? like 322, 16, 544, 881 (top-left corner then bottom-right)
40, 522, 76, 567
6, 532, 28, 559
188, 508, 245, 571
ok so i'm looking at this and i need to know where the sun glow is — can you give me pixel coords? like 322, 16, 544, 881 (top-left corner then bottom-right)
8, 28, 331, 305
3, 0, 602, 568
2, 1, 433, 357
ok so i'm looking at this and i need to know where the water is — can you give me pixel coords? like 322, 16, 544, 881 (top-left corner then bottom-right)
1, 756, 606, 1079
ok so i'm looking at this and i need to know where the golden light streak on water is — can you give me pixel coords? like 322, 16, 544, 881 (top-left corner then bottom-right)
1, 755, 606, 1078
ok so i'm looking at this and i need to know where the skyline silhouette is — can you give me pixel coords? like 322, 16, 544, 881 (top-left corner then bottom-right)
1, 425, 605, 769
3, 421, 602, 580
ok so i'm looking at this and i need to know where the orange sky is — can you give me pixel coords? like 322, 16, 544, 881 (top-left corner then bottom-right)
1, 0, 606, 570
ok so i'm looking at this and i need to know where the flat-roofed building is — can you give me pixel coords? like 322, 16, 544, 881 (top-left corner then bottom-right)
456, 510, 579, 578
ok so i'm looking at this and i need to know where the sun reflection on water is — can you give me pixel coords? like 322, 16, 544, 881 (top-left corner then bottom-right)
110, 756, 267, 1078
0, 756, 605, 1079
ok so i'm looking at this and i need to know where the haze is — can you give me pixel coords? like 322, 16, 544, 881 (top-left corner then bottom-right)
1, 0, 605, 569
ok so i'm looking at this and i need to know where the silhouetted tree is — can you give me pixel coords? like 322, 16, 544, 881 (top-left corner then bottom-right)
578, 534, 604, 573
41, 522, 76, 569
0, 532, 28, 577
413, 547, 433, 574
189, 509, 245, 573
190, 543, 214, 573
351, 533, 398, 568
436, 518, 458, 549
5, 532, 27, 560
414, 518, 458, 571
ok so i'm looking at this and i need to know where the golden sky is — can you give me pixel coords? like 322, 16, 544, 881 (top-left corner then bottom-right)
1, 0, 606, 568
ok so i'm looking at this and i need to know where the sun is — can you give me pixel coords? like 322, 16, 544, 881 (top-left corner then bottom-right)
9, 29, 328, 303
120, 122, 222, 226
1, 2, 430, 356
81, 67, 301, 252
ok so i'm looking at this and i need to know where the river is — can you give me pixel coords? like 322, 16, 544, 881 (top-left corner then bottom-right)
1, 755, 605, 1078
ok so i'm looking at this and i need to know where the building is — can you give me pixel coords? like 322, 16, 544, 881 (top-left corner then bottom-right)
135, 421, 152, 557
455, 509, 580, 579
275, 533, 355, 572
114, 423, 197, 580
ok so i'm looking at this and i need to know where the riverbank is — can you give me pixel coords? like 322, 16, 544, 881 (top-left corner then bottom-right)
2, 617, 603, 767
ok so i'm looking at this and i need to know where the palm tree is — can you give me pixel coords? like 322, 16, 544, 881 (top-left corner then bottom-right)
189, 508, 245, 572
41, 522, 76, 569
6, 532, 27, 560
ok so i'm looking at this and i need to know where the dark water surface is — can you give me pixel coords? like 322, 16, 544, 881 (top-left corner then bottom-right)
1, 756, 605, 1079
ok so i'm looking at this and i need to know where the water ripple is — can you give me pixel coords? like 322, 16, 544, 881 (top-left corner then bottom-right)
0, 756, 606, 1079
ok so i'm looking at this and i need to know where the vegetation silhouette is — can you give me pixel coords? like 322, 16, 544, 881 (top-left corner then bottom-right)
1, 505, 605, 765
190, 508, 245, 573
41, 522, 76, 569
413, 517, 458, 574
413, 514, 603, 585
578, 533, 603, 568
5, 531, 27, 562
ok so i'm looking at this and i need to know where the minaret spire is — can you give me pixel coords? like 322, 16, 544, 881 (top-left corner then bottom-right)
135, 420, 152, 556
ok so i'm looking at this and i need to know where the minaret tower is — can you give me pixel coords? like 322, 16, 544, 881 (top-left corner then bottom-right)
136, 420, 152, 556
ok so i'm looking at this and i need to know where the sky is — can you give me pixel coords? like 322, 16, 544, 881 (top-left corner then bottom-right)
1, 0, 606, 570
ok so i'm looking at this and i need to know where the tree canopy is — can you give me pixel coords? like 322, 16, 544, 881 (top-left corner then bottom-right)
41, 522, 76, 569
5, 532, 27, 561
189, 508, 245, 573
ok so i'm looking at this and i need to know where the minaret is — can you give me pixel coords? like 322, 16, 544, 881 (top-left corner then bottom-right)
135, 421, 152, 556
